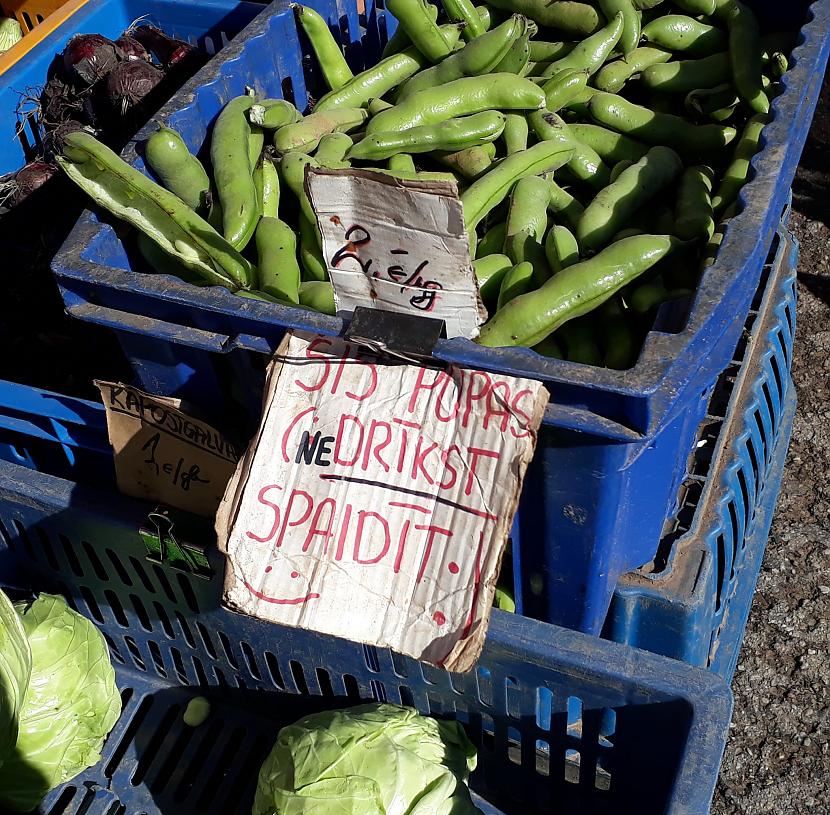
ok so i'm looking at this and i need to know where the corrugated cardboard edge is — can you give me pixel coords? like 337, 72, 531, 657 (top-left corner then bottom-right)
437, 384, 550, 673
215, 334, 294, 604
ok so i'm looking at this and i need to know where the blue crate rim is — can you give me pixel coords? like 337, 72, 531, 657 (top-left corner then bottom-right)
50, 0, 830, 439
620, 225, 797, 592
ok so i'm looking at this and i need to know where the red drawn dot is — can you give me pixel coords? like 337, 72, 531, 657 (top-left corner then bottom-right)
433, 611, 446, 626
448, 562, 459, 574
264, 566, 272, 573
291, 571, 300, 579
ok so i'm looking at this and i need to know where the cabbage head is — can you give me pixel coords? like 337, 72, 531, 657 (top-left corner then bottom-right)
0, 589, 31, 770
253, 703, 482, 815
0, 594, 122, 812
0, 17, 22, 53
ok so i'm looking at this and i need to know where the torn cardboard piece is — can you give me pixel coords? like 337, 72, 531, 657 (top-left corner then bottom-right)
306, 168, 486, 340
95, 381, 240, 517
216, 333, 548, 672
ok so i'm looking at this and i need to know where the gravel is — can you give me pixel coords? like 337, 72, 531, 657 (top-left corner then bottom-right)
712, 70, 830, 814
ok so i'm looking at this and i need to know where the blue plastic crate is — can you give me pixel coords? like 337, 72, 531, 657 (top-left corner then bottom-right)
0, 0, 264, 176
604, 229, 799, 681
50, 0, 830, 635
0, 455, 732, 815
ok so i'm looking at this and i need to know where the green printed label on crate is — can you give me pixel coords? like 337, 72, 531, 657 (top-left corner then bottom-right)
306, 168, 486, 339
215, 333, 547, 672
95, 381, 241, 517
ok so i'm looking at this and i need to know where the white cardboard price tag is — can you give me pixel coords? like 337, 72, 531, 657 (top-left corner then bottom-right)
306, 168, 486, 340
216, 333, 548, 671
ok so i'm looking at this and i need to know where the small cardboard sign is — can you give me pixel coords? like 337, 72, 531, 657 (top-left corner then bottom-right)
216, 333, 548, 671
96, 381, 241, 517
306, 168, 486, 340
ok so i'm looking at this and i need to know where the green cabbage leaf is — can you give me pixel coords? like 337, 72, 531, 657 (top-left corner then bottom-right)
0, 589, 31, 769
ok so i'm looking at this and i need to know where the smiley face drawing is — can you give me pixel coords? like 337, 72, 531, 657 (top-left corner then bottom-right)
242, 563, 321, 605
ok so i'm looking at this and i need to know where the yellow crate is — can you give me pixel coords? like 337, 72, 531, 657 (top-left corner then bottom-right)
0, 0, 91, 75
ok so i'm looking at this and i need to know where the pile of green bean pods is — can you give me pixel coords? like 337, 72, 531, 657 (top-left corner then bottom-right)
56, 0, 793, 368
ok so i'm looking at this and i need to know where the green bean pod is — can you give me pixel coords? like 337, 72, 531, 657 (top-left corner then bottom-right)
641, 51, 731, 94
593, 46, 673, 93
367, 73, 546, 134
577, 145, 682, 252
434, 142, 496, 179
314, 46, 432, 112
255, 154, 281, 218
684, 84, 740, 122
387, 153, 417, 173
542, 12, 624, 78
397, 16, 526, 100
274, 107, 368, 154
548, 180, 584, 229
672, 0, 716, 15
484, 0, 601, 37
725, 0, 768, 114
299, 280, 336, 313
609, 159, 633, 182
280, 151, 321, 241
461, 140, 575, 232
294, 4, 353, 91
493, 25, 532, 74
545, 224, 579, 273
299, 214, 328, 281
674, 165, 715, 240
314, 132, 353, 167
530, 41, 575, 62
504, 174, 552, 283
478, 234, 675, 346
529, 110, 611, 190
474, 253, 514, 308
381, 1, 437, 56
256, 216, 301, 303
350, 111, 505, 160
587, 91, 737, 157
541, 68, 590, 113
386, 0, 454, 62
144, 125, 210, 211
59, 131, 253, 290
211, 95, 259, 250
497, 261, 535, 308
641, 14, 728, 56
711, 113, 766, 215
248, 99, 302, 129
564, 123, 650, 164
137, 231, 205, 286
444, 0, 486, 39
476, 221, 508, 257
598, 0, 640, 54
502, 113, 529, 154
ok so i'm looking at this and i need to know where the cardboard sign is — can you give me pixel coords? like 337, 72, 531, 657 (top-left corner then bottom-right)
96, 381, 241, 517
216, 334, 548, 671
306, 168, 486, 340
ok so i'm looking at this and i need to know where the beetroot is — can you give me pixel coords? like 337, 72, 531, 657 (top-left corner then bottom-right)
39, 76, 85, 126
105, 60, 164, 116
128, 25, 198, 69
114, 34, 151, 62
62, 34, 122, 85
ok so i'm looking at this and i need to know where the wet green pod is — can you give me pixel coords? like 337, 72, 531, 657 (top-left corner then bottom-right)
593, 46, 673, 93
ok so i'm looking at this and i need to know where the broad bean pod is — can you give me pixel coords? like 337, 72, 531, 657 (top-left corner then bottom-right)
248, 99, 302, 129
349, 111, 505, 159
545, 224, 579, 272
367, 73, 546, 134
593, 46, 672, 93
641, 15, 728, 56
674, 165, 715, 240
256, 216, 301, 302
541, 13, 624, 78
397, 16, 526, 100
59, 131, 253, 290
587, 92, 737, 157
145, 125, 210, 211
497, 261, 536, 308
461, 140, 575, 232
641, 51, 731, 94
386, 0, 455, 62
443, 0, 486, 40
273, 108, 369, 154
477, 234, 676, 347
484, 0, 602, 37
577, 145, 682, 251
294, 4, 353, 91
211, 95, 259, 250
597, 0, 640, 55
711, 113, 766, 214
